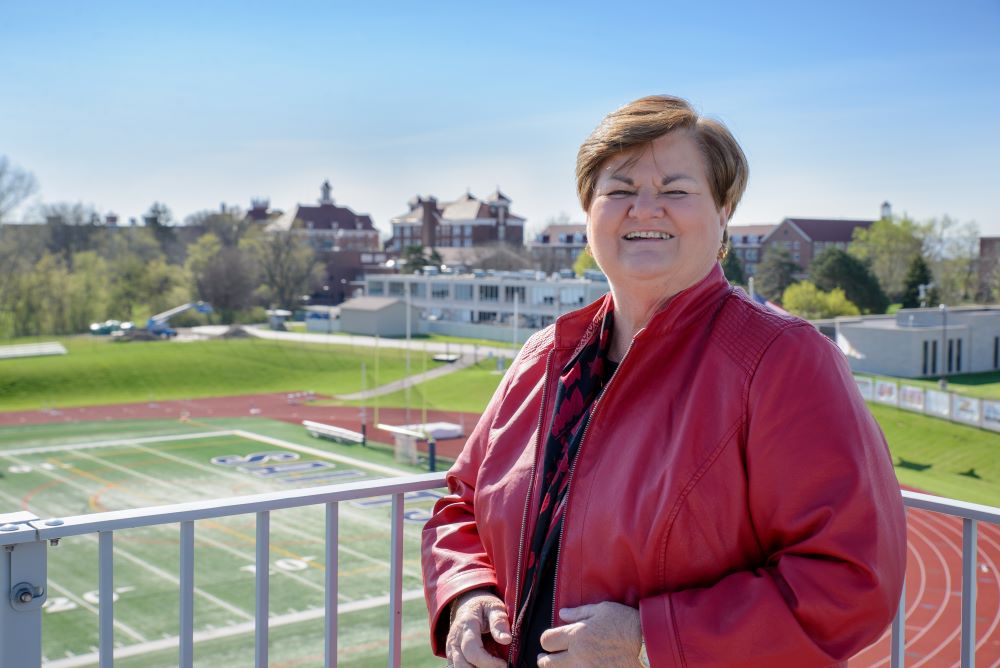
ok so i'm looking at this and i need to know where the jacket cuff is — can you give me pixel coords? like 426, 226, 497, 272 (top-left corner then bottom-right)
639, 594, 684, 668
428, 569, 500, 657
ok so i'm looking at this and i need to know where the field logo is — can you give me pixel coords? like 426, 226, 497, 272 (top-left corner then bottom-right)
899, 385, 925, 412
925, 390, 950, 418
983, 401, 1000, 432
211, 452, 300, 466
951, 395, 981, 425
853, 376, 874, 401
874, 380, 898, 406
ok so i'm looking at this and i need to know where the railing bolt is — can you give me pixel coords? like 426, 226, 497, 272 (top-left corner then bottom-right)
49, 538, 60, 547
0, 523, 18, 532
44, 519, 64, 527
17, 591, 32, 603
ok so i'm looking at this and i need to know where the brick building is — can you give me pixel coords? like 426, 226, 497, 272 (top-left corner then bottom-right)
761, 217, 874, 274
387, 189, 525, 252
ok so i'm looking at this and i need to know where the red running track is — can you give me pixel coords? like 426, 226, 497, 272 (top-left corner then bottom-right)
1, 393, 997, 666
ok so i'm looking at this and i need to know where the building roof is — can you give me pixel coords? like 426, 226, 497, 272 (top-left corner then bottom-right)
728, 224, 777, 239
269, 203, 375, 233
783, 218, 873, 243
486, 188, 511, 203
339, 296, 404, 312
392, 191, 525, 226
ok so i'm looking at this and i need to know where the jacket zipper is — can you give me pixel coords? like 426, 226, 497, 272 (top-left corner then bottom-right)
507, 348, 554, 667
550, 331, 642, 629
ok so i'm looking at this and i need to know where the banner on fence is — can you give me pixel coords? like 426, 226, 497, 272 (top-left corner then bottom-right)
952, 395, 981, 426
854, 376, 874, 401
874, 380, 898, 406
925, 390, 951, 418
899, 385, 925, 412
983, 400, 1000, 432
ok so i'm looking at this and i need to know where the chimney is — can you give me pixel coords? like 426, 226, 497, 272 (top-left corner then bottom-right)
421, 197, 438, 248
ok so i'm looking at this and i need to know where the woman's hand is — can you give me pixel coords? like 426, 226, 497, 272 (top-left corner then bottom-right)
536, 602, 642, 667
445, 588, 512, 668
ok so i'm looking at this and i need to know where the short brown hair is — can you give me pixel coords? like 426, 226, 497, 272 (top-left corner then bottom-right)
576, 95, 749, 222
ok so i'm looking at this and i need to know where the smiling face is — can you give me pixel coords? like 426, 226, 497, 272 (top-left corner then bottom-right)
587, 130, 728, 300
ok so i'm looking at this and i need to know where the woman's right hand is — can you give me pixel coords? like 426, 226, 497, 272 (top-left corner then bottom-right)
446, 588, 512, 668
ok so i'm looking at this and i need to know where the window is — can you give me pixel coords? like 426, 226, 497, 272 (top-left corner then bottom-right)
793, 241, 800, 250
505, 286, 526, 303
931, 340, 938, 374
947, 339, 954, 373
994, 336, 999, 369
431, 283, 450, 300
388, 282, 404, 297
410, 283, 425, 298
464, 225, 472, 235
455, 284, 473, 301
479, 285, 499, 302
793, 253, 800, 261
922, 341, 929, 375
369, 282, 385, 296
956, 339, 962, 372
746, 249, 758, 261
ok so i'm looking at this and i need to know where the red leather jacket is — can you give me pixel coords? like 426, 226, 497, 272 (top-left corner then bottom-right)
422, 265, 907, 667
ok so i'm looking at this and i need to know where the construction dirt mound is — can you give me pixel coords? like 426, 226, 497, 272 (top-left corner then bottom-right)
218, 326, 251, 339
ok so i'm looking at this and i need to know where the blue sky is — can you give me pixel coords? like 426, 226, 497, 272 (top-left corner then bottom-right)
2, 0, 998, 236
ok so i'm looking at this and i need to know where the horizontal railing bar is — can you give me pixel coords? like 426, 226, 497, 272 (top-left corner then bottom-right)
901, 490, 1000, 523
10, 473, 445, 543
2, 478, 994, 550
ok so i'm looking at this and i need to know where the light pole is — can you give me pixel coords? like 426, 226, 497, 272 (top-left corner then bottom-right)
939, 303, 948, 388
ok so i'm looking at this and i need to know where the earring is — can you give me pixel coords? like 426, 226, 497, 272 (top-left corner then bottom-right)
717, 242, 729, 261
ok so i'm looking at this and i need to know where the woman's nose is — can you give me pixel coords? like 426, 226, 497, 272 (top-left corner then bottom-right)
628, 190, 665, 220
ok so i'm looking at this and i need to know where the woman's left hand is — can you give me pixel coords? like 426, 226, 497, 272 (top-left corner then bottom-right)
536, 602, 643, 667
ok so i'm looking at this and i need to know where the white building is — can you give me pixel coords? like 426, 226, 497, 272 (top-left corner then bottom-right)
364, 271, 610, 342
836, 306, 1000, 377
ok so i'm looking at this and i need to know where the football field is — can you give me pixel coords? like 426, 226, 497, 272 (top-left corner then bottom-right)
0, 417, 446, 667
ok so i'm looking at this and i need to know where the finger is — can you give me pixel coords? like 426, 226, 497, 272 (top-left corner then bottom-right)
450, 651, 474, 668
539, 626, 572, 653
459, 626, 505, 668
536, 651, 567, 667
485, 604, 512, 645
558, 604, 597, 622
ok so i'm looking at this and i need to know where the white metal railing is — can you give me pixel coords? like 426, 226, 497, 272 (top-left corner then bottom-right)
0, 472, 445, 668
0, 481, 996, 668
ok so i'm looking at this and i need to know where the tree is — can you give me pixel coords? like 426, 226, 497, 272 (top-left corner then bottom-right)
848, 216, 924, 302
144, 201, 179, 257
782, 281, 860, 320
900, 255, 935, 309
400, 245, 443, 274
186, 209, 256, 248
921, 216, 980, 304
186, 234, 257, 323
253, 230, 322, 309
721, 244, 745, 285
0, 156, 38, 223
36, 202, 102, 260
809, 247, 888, 314
573, 248, 599, 277
755, 246, 801, 300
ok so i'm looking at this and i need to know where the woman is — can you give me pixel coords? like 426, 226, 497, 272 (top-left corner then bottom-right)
422, 95, 906, 667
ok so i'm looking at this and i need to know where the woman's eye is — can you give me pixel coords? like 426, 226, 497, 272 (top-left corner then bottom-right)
662, 190, 689, 197
607, 190, 634, 198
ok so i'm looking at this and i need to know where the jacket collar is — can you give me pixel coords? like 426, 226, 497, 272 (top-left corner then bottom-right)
553, 263, 732, 350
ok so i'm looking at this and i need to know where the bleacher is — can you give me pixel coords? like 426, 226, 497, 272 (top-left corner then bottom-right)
0, 342, 67, 360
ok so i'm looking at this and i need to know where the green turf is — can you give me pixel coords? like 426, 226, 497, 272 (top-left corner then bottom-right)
336, 359, 507, 413
0, 417, 443, 667
0, 336, 433, 411
869, 403, 1000, 506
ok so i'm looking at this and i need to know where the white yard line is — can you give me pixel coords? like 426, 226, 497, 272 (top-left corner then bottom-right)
231, 429, 407, 477
1, 431, 231, 457
46, 580, 147, 643
127, 440, 425, 580
42, 588, 426, 668
67, 448, 349, 601
0, 452, 255, 623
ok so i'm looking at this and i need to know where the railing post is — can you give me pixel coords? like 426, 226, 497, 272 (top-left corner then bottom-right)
325, 502, 339, 668
0, 512, 46, 668
388, 494, 404, 668
256, 511, 270, 668
99, 531, 114, 668
961, 518, 978, 668
891, 573, 905, 668
179, 521, 195, 668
